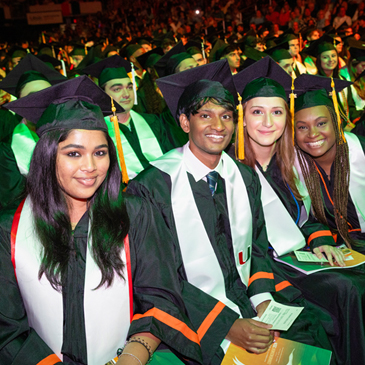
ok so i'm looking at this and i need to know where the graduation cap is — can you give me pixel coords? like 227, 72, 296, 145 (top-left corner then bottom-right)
154, 41, 187, 77
233, 56, 292, 102
233, 56, 295, 158
4, 75, 124, 135
102, 45, 119, 58
294, 74, 352, 111
70, 42, 89, 56
265, 41, 292, 61
294, 74, 352, 142
136, 47, 164, 70
348, 39, 365, 61
240, 46, 268, 69
208, 39, 227, 63
0, 54, 66, 97
184, 40, 208, 52
124, 44, 143, 59
156, 59, 237, 121
9, 45, 28, 60
305, 34, 340, 57
36, 54, 62, 69
82, 55, 132, 86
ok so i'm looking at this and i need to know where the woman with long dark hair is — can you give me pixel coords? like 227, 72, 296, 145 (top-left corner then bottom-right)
232, 58, 365, 365
307, 35, 360, 129
0, 76, 202, 365
293, 73, 365, 364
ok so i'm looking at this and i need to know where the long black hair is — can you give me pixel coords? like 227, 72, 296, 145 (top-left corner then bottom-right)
27, 129, 130, 290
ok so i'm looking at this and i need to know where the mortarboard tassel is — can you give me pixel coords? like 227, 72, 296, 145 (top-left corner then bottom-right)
290, 76, 295, 145
84, 45, 88, 55
42, 32, 46, 44
52, 45, 56, 58
202, 42, 206, 60
130, 62, 138, 105
110, 97, 129, 184
236, 92, 244, 160
330, 77, 346, 144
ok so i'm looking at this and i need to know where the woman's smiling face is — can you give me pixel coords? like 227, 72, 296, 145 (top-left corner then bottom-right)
295, 105, 337, 162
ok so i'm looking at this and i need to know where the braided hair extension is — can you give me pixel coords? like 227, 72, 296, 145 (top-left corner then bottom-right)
295, 105, 360, 248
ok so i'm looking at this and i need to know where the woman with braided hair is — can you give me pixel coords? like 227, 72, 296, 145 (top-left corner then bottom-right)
294, 74, 365, 254
232, 59, 365, 365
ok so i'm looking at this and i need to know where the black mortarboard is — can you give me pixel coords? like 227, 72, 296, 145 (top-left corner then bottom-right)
102, 45, 119, 58
82, 55, 132, 86
305, 34, 340, 57
10, 46, 27, 60
154, 41, 186, 77
36, 54, 62, 69
74, 47, 102, 73
125, 44, 143, 59
156, 59, 237, 120
70, 42, 89, 56
266, 41, 293, 61
233, 56, 292, 102
293, 74, 352, 112
4, 75, 124, 136
0, 54, 66, 96
348, 39, 365, 61
184, 40, 207, 52
136, 47, 164, 70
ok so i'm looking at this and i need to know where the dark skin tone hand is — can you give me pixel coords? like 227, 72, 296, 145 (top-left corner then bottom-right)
226, 300, 281, 353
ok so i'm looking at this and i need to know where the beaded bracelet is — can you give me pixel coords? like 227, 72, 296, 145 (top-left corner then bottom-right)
117, 337, 154, 364
128, 338, 154, 364
119, 352, 142, 365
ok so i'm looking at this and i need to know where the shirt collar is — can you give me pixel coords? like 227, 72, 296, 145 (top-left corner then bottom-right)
183, 142, 223, 182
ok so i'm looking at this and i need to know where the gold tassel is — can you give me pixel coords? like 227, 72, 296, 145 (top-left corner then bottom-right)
110, 97, 129, 184
290, 76, 295, 145
236, 92, 244, 160
42, 32, 46, 44
330, 77, 346, 144
84, 45, 88, 55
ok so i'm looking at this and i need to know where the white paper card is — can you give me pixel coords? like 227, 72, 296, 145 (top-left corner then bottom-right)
255, 301, 304, 331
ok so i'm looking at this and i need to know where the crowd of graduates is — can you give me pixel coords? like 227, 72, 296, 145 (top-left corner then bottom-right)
2, 0, 365, 365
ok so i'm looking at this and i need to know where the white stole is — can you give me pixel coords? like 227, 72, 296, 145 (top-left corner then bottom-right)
14, 197, 131, 365
151, 147, 252, 315
294, 132, 365, 233
346, 132, 365, 232
105, 110, 163, 178
255, 167, 311, 257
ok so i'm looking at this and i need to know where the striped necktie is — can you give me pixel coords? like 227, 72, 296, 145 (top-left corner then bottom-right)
206, 171, 218, 196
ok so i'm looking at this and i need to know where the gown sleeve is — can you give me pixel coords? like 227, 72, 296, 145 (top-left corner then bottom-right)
125, 195, 203, 363
127, 175, 239, 364
0, 210, 62, 365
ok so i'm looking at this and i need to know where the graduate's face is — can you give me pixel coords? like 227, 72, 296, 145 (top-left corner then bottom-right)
192, 53, 207, 66
320, 50, 338, 72
176, 58, 199, 72
288, 39, 299, 57
278, 58, 294, 75
20, 80, 52, 98
245, 97, 287, 149
56, 130, 110, 205
180, 101, 234, 163
295, 105, 337, 161
104, 77, 134, 112
223, 49, 240, 70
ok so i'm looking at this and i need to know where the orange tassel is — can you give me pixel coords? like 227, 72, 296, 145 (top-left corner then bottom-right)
236, 93, 244, 160
110, 97, 129, 184
290, 76, 295, 145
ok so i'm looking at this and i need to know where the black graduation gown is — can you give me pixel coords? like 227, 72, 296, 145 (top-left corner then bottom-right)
256, 154, 365, 365
127, 157, 334, 364
0, 195, 203, 365
118, 112, 174, 170
0, 110, 25, 210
